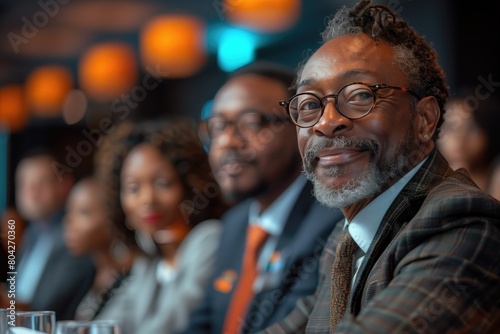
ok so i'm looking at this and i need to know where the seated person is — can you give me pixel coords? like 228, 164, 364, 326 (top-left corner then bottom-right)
438, 93, 500, 191
11, 149, 94, 320
1, 208, 26, 283
63, 176, 137, 320
263, 1, 500, 332
182, 61, 343, 334
93, 119, 227, 334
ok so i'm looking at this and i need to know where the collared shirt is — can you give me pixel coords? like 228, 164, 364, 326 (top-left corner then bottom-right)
248, 174, 307, 292
16, 214, 61, 303
346, 157, 428, 285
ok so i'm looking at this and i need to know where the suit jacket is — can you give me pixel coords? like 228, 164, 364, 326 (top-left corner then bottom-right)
96, 220, 222, 334
20, 214, 95, 320
264, 150, 500, 333
182, 180, 343, 334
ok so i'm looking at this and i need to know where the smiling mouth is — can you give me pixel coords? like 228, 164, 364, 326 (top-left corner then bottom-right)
303, 136, 378, 177
219, 157, 253, 177
316, 149, 368, 167
220, 161, 244, 176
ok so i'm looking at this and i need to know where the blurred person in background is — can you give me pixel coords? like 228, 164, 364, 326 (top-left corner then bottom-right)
0, 208, 26, 283
438, 92, 500, 193
6, 149, 95, 319
1, 208, 26, 252
63, 176, 137, 320
93, 119, 226, 334
182, 61, 343, 334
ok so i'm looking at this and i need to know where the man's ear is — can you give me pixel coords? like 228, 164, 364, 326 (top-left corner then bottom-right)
415, 96, 440, 142
59, 173, 75, 202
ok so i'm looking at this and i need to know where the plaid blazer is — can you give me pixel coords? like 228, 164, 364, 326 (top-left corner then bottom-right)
263, 150, 500, 333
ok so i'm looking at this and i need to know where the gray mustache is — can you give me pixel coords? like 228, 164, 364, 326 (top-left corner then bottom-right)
303, 136, 378, 172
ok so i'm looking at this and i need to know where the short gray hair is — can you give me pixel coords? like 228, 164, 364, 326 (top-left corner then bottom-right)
297, 0, 449, 129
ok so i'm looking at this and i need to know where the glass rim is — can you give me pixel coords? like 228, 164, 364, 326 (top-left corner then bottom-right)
199, 111, 291, 140
62, 320, 121, 329
14, 311, 55, 316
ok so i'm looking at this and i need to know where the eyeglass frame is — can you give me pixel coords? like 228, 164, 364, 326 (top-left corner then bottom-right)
278, 82, 421, 128
198, 110, 292, 143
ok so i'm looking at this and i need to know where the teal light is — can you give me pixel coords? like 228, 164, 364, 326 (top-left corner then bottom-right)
217, 28, 256, 72
201, 99, 213, 120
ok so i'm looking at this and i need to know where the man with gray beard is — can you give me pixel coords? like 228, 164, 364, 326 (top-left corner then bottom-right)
262, 0, 500, 333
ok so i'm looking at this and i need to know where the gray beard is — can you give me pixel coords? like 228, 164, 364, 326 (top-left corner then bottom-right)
303, 135, 412, 209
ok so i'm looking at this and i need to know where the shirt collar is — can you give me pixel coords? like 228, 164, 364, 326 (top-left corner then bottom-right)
31, 211, 64, 232
249, 174, 307, 236
347, 157, 428, 253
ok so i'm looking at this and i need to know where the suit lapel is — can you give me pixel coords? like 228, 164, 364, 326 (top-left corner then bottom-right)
245, 182, 315, 322
213, 201, 251, 330
349, 150, 453, 314
274, 181, 314, 251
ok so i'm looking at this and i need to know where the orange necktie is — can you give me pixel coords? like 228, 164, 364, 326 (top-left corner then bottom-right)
223, 224, 269, 334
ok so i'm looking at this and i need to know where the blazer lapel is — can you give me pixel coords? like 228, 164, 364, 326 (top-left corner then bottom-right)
245, 181, 314, 293
213, 201, 251, 327
349, 150, 453, 314
274, 181, 315, 250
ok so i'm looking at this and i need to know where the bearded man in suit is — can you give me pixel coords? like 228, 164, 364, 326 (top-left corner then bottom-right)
181, 62, 343, 334
263, 0, 500, 333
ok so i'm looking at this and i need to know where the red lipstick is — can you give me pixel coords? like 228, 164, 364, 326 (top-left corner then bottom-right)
143, 213, 162, 224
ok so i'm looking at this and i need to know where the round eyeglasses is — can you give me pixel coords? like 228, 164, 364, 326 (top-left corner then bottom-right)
198, 111, 290, 144
279, 82, 420, 128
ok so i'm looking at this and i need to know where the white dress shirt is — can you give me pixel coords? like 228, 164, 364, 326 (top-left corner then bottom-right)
346, 157, 428, 285
248, 174, 307, 292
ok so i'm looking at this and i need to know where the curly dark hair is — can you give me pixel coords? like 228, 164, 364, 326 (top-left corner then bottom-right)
95, 118, 227, 247
466, 93, 500, 164
299, 0, 449, 132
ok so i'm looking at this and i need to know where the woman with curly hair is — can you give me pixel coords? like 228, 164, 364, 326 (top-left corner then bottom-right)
93, 118, 227, 333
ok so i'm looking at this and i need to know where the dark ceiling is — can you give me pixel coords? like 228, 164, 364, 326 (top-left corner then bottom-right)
1, 0, 499, 98
0, 0, 342, 85
1, 0, 500, 207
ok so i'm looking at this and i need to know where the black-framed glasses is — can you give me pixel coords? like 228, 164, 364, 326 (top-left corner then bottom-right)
198, 111, 291, 143
279, 82, 420, 128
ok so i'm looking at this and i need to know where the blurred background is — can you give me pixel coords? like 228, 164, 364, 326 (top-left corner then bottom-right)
1, 0, 499, 211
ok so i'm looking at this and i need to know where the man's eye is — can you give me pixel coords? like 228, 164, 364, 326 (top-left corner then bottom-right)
209, 121, 225, 132
299, 99, 321, 111
347, 89, 374, 102
241, 120, 262, 129
240, 114, 263, 130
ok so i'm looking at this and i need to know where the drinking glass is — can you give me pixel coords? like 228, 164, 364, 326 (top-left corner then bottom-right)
1, 309, 8, 334
55, 321, 122, 334
8, 310, 55, 334
54, 321, 86, 334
